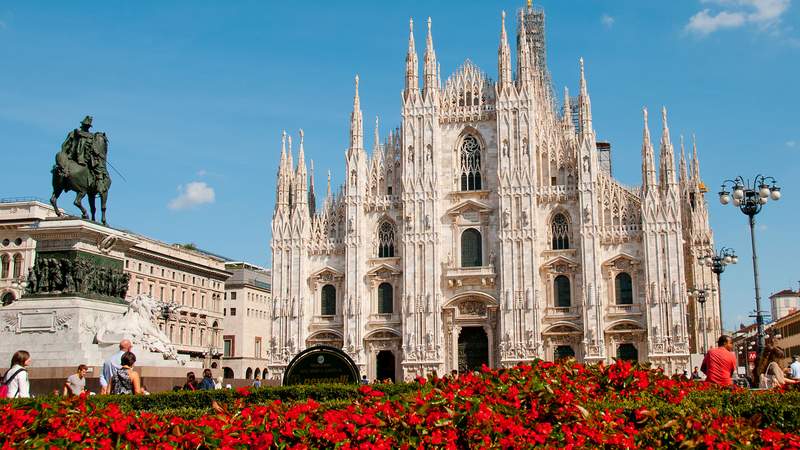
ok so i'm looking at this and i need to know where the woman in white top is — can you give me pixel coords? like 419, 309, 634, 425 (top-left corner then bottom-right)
4, 350, 31, 398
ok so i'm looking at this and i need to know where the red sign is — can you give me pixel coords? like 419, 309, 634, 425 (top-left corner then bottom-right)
748, 351, 757, 362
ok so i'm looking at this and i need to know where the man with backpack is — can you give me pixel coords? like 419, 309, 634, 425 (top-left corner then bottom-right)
2, 350, 31, 398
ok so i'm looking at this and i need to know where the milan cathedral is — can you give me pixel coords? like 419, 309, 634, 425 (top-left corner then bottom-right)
267, 3, 720, 381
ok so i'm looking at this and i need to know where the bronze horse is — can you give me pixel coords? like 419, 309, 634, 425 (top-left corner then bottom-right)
50, 132, 112, 225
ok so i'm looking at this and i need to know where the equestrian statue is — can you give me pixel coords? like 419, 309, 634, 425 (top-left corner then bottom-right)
50, 116, 112, 225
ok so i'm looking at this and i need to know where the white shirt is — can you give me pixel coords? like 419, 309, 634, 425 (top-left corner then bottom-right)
4, 364, 29, 398
100, 351, 125, 388
790, 360, 800, 379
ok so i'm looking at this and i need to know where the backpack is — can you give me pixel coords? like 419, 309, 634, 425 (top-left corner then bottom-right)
0, 369, 26, 398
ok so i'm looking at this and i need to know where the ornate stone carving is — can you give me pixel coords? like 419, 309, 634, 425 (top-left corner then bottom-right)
458, 300, 487, 316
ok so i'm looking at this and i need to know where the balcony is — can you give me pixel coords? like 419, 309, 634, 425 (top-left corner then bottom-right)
606, 304, 642, 316
544, 306, 581, 319
445, 265, 496, 288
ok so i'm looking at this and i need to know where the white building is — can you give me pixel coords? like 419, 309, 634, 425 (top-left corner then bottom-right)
0, 199, 58, 304
770, 289, 800, 322
221, 261, 272, 380
267, 3, 720, 381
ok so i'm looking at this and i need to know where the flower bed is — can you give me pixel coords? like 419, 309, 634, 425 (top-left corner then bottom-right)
2, 360, 799, 448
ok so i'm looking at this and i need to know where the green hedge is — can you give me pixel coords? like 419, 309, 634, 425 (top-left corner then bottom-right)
5, 383, 419, 415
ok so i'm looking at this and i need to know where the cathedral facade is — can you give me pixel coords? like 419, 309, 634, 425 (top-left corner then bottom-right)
267, 4, 720, 382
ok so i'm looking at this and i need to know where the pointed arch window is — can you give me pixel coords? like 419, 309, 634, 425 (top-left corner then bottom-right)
551, 213, 570, 250
615, 273, 633, 305
461, 228, 482, 268
459, 135, 482, 191
378, 282, 393, 314
321, 284, 336, 316
554, 275, 571, 307
377, 221, 396, 258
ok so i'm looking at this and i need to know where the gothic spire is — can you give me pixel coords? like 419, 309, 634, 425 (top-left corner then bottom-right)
326, 170, 332, 202
350, 74, 363, 151
691, 134, 701, 181
277, 130, 289, 207
373, 116, 380, 152
308, 158, 316, 216
578, 58, 592, 133
296, 129, 306, 177
423, 17, 438, 97
498, 11, 512, 89
517, 10, 532, 84
287, 134, 294, 172
404, 18, 419, 98
679, 135, 688, 183
659, 107, 677, 187
642, 108, 657, 191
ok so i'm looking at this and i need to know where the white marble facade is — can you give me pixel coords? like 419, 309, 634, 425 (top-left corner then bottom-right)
268, 4, 720, 381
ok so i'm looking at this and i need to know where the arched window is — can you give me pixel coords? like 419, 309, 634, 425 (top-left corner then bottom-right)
615, 273, 633, 305
321, 284, 336, 316
377, 221, 396, 258
554, 275, 571, 307
245, 367, 253, 380
459, 135, 482, 191
1, 292, 15, 306
551, 213, 570, 250
378, 282, 393, 314
12, 254, 22, 278
461, 228, 482, 267
223, 367, 234, 379
0, 255, 9, 279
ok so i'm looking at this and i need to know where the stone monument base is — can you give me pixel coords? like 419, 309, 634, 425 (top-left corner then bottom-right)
0, 295, 203, 395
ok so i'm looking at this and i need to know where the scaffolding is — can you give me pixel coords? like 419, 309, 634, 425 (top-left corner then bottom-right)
596, 141, 612, 176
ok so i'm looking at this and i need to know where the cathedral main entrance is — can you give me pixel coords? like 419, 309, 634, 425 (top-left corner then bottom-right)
457, 327, 489, 372
376, 350, 395, 382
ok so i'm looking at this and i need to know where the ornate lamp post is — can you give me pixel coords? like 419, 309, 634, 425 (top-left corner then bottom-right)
688, 286, 717, 353
205, 344, 219, 368
718, 175, 782, 357
697, 247, 738, 325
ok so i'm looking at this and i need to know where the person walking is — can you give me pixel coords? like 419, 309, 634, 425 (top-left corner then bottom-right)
100, 339, 132, 394
63, 364, 88, 396
198, 369, 215, 390
789, 355, 800, 381
700, 335, 737, 387
2, 350, 31, 398
183, 372, 199, 391
110, 352, 142, 395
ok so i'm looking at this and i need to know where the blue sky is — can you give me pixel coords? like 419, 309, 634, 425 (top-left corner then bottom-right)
1, 1, 798, 330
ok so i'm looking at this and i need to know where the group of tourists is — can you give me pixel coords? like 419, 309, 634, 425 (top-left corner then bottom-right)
1, 340, 229, 398
700, 334, 800, 388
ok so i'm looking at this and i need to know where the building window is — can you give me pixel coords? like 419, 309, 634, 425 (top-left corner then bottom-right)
460, 228, 482, 268
254, 337, 262, 359
378, 282, 393, 314
551, 213, 570, 250
554, 275, 571, 307
160, 287, 165, 300
615, 273, 633, 305
377, 221, 396, 258
223, 339, 232, 357
459, 134, 482, 191
230, 308, 236, 316
190, 327, 195, 345
136, 282, 141, 295
12, 254, 22, 278
231, 292, 237, 300
321, 284, 336, 316
0, 254, 8, 279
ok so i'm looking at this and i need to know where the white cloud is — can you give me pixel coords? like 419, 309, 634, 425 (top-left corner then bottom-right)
685, 0, 791, 35
168, 181, 215, 210
786, 140, 797, 148
601, 14, 615, 28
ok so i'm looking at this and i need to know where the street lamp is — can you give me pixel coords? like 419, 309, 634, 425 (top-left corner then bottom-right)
718, 174, 781, 358
697, 247, 737, 325
688, 286, 717, 353
205, 344, 219, 368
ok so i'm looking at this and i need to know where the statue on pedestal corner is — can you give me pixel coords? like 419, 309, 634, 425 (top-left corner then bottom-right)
50, 115, 113, 225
